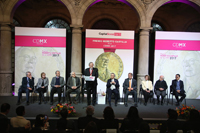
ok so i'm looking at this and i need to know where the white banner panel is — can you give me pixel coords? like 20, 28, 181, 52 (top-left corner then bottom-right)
85, 29, 135, 98
15, 27, 66, 96
154, 31, 200, 99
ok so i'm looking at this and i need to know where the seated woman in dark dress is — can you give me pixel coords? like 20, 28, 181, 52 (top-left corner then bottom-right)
100, 106, 119, 132
120, 106, 143, 132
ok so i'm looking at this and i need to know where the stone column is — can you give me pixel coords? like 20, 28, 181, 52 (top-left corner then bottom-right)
137, 27, 152, 94
70, 25, 83, 77
0, 23, 13, 96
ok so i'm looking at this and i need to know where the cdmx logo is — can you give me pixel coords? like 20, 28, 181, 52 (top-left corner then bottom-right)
33, 39, 47, 45
172, 43, 186, 48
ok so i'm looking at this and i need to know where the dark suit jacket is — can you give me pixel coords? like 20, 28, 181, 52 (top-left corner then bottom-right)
123, 78, 137, 92
84, 68, 98, 86
106, 78, 119, 91
50, 76, 65, 90
155, 80, 168, 91
171, 79, 185, 93
78, 115, 99, 129
21, 77, 34, 90
120, 118, 143, 132
67, 76, 81, 90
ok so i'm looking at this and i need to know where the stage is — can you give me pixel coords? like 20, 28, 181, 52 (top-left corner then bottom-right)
1, 96, 199, 120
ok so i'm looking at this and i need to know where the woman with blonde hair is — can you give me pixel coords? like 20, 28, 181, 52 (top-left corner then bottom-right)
141, 75, 153, 106
36, 72, 49, 104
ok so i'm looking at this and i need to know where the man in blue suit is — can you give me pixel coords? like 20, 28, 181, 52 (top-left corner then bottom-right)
106, 73, 119, 107
123, 73, 137, 107
171, 74, 186, 106
17, 71, 34, 105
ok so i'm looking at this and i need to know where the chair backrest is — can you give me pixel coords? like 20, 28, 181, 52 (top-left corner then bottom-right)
170, 85, 173, 93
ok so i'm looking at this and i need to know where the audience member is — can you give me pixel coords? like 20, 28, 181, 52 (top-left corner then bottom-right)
0, 103, 10, 119
100, 106, 119, 132
160, 109, 181, 133
30, 114, 49, 132
0, 117, 9, 133
10, 106, 31, 129
183, 109, 200, 133
120, 106, 143, 132
78, 105, 99, 129
57, 108, 76, 132
84, 121, 98, 133
139, 122, 150, 133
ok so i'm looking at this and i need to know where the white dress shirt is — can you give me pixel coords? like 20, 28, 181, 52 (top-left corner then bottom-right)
110, 79, 116, 90
10, 116, 31, 128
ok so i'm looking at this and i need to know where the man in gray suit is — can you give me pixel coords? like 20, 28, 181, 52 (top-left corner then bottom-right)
50, 70, 65, 105
123, 73, 138, 107
66, 72, 81, 104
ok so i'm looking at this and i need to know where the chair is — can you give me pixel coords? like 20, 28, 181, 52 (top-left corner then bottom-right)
154, 86, 169, 105
139, 84, 155, 105
169, 85, 186, 105
122, 86, 138, 104
33, 83, 49, 102
66, 77, 82, 103
50, 86, 65, 103
19, 85, 34, 103
105, 88, 120, 104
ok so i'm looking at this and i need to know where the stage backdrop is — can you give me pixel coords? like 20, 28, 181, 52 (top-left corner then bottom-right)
15, 27, 66, 96
85, 29, 134, 97
154, 31, 200, 99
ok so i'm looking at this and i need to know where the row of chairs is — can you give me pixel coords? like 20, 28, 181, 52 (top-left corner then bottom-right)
19, 81, 186, 105
105, 85, 186, 106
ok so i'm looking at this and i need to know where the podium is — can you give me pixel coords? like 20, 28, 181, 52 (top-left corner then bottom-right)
83, 76, 95, 81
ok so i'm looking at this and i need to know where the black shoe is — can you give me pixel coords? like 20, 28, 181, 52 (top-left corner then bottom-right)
144, 102, 147, 106
115, 103, 117, 106
161, 102, 163, 105
92, 103, 95, 106
50, 102, 53, 105
39, 101, 41, 105
134, 103, 138, 107
125, 103, 128, 107
26, 102, 29, 106
17, 101, 20, 105
157, 101, 160, 105
44, 101, 47, 104
109, 103, 111, 107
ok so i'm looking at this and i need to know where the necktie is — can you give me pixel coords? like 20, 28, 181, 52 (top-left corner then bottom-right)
129, 80, 131, 91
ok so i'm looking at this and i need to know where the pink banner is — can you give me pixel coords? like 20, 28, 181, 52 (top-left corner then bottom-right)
86, 38, 134, 49
155, 40, 200, 51
15, 36, 66, 47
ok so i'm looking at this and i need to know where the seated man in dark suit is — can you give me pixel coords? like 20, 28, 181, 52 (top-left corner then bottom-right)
171, 74, 186, 106
123, 73, 137, 107
0, 103, 10, 119
50, 70, 65, 105
78, 105, 99, 129
66, 71, 81, 104
155, 75, 168, 105
106, 73, 119, 107
17, 71, 34, 105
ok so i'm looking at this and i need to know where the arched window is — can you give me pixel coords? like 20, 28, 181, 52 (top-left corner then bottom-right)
92, 19, 119, 30
186, 22, 200, 32
44, 19, 71, 32
151, 22, 164, 32
12, 19, 21, 32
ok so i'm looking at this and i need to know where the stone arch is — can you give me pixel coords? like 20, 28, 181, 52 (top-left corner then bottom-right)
84, 14, 125, 30
147, 0, 200, 28
77, 0, 146, 28
37, 13, 71, 27
2, 0, 74, 24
